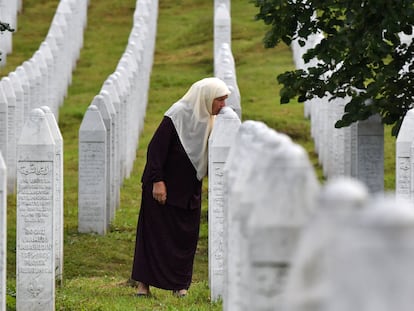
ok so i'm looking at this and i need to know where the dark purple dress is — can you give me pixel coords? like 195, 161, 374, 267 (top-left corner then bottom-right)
131, 116, 202, 290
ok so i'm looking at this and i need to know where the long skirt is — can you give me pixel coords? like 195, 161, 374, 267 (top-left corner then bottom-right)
131, 185, 201, 290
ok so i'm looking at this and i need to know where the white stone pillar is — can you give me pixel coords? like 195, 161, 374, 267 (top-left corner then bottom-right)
208, 107, 241, 301
214, 3, 231, 71
40, 106, 64, 283
99, 90, 117, 218
283, 177, 369, 311
16, 108, 56, 311
244, 132, 319, 311
2, 78, 17, 194
396, 108, 414, 201
92, 95, 114, 223
222, 121, 270, 311
353, 114, 384, 193
78, 105, 108, 235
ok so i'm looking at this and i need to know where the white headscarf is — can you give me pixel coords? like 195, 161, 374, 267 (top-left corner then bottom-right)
165, 77, 231, 180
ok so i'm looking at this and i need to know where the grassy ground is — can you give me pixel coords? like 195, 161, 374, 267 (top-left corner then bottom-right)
1, 0, 396, 310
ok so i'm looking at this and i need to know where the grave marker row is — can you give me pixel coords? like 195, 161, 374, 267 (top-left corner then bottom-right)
0, 0, 88, 195
78, 0, 158, 235
213, 2, 241, 119
291, 31, 384, 193
209, 1, 242, 300
211, 115, 410, 309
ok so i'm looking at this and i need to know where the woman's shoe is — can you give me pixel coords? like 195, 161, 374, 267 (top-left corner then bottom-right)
136, 281, 150, 297
172, 289, 188, 297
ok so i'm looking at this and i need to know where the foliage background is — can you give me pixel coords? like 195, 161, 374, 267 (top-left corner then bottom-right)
252, 0, 414, 136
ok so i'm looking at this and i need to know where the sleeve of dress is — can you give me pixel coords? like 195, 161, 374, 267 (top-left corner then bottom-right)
145, 116, 174, 183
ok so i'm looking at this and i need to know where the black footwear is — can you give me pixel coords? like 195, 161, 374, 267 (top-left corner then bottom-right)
135, 292, 150, 298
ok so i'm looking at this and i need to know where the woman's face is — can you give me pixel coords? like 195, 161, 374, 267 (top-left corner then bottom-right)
211, 95, 228, 115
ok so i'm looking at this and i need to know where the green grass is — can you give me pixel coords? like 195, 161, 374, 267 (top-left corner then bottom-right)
1, 0, 396, 310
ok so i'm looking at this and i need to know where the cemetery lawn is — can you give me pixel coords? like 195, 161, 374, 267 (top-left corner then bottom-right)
1, 0, 396, 310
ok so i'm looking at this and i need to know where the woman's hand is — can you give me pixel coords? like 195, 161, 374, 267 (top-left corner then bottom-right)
153, 181, 167, 205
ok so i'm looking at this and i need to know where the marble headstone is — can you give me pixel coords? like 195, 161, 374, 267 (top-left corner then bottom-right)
222, 121, 269, 311
91, 95, 114, 223
323, 196, 414, 311
354, 114, 384, 193
16, 108, 56, 311
78, 105, 108, 235
2, 77, 17, 194
283, 177, 369, 311
214, 3, 231, 71
40, 106, 63, 283
208, 107, 241, 301
396, 108, 414, 201
243, 129, 319, 310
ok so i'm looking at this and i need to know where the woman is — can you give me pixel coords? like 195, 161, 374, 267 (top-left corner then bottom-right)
131, 77, 230, 297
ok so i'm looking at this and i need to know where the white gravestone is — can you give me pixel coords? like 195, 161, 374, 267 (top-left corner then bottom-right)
322, 196, 414, 311
22, 61, 38, 112
109, 73, 128, 183
283, 177, 369, 311
45, 30, 65, 104
9, 72, 25, 149
78, 105, 108, 235
208, 107, 241, 301
215, 0, 230, 12
15, 66, 30, 124
51, 15, 70, 93
0, 0, 13, 55
107, 74, 127, 183
34, 50, 51, 110
354, 114, 384, 193
222, 71, 241, 119
44, 34, 64, 107
29, 59, 42, 110
0, 152, 6, 311
116, 60, 140, 178
39, 42, 58, 119
222, 120, 273, 311
2, 78, 17, 194
0, 88, 7, 180
244, 130, 319, 311
215, 43, 242, 119
101, 82, 121, 209
396, 108, 414, 201
16, 108, 56, 311
92, 95, 114, 223
215, 43, 234, 78
99, 90, 117, 215
325, 96, 354, 179
40, 106, 64, 283
32, 51, 48, 110
214, 3, 231, 71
